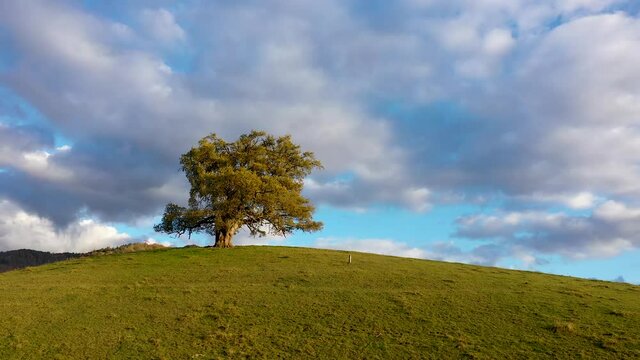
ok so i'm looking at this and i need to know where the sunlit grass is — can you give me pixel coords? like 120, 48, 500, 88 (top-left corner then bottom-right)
0, 246, 638, 359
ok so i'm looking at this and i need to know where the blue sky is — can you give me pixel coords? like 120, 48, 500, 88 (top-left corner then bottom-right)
1, 0, 640, 284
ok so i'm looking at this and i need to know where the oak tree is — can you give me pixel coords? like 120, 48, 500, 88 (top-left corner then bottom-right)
154, 131, 323, 247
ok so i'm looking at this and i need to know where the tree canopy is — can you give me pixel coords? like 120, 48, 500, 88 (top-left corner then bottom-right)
154, 131, 323, 247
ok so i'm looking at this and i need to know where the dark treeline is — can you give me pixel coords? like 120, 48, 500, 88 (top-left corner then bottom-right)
0, 249, 81, 273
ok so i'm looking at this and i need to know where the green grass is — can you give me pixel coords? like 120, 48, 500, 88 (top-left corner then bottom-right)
0, 246, 638, 359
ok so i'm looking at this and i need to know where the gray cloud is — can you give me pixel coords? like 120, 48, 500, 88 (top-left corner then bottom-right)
0, 124, 54, 157
455, 200, 640, 259
0, 133, 185, 224
0, 0, 425, 227
398, 12, 640, 206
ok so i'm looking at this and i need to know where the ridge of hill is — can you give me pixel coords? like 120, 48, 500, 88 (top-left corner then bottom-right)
0, 246, 638, 359
0, 243, 168, 273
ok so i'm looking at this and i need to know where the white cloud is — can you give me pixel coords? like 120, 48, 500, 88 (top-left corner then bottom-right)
511, 13, 640, 197
566, 192, 597, 210
314, 237, 429, 259
593, 200, 640, 221
0, 126, 73, 182
144, 237, 172, 247
557, 0, 621, 12
140, 8, 186, 44
515, 192, 599, 210
20, 150, 73, 181
483, 28, 514, 56
413, 11, 640, 211
55, 144, 72, 152
232, 227, 287, 246
435, 18, 480, 52
402, 187, 432, 212
0, 199, 130, 253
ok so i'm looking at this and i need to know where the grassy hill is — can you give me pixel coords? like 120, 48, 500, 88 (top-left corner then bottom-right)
0, 246, 638, 359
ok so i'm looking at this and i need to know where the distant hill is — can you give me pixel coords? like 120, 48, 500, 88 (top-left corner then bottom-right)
0, 246, 638, 359
0, 249, 80, 272
0, 243, 168, 273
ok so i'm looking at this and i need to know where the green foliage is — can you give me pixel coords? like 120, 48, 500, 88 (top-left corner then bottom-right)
154, 131, 323, 247
0, 247, 638, 359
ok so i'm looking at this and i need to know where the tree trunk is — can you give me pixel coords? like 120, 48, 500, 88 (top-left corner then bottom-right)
214, 229, 234, 248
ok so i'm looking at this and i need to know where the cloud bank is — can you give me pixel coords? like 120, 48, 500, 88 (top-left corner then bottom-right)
0, 0, 639, 264
0, 200, 130, 253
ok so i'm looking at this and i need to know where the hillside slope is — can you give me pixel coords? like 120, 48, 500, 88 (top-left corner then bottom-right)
0, 246, 638, 359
